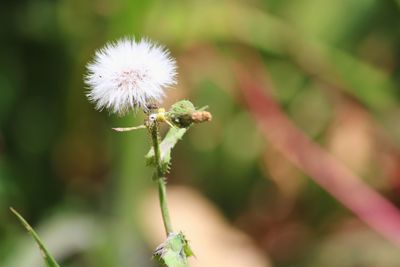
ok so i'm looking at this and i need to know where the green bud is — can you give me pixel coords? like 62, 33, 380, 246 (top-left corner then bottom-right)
166, 100, 196, 128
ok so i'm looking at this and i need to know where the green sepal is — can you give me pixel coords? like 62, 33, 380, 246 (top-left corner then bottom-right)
10, 207, 61, 267
153, 232, 194, 267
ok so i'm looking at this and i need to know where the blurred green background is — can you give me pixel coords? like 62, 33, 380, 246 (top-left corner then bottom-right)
2, 0, 400, 266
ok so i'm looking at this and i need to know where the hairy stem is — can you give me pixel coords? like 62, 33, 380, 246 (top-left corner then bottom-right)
150, 123, 173, 235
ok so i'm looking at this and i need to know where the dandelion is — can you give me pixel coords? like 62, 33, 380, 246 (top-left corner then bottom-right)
83, 38, 211, 267
85, 38, 177, 114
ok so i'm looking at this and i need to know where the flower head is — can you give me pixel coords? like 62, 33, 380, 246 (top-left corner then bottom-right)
85, 38, 177, 114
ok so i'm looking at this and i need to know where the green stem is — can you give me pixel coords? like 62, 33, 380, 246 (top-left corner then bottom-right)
158, 178, 173, 235
150, 122, 174, 235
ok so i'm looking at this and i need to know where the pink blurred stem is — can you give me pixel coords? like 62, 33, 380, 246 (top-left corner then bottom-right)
238, 70, 400, 246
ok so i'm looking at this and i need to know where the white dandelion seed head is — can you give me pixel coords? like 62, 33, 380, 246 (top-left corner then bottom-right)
85, 37, 177, 115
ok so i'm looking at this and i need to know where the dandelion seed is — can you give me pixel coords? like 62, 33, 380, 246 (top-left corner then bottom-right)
85, 38, 177, 115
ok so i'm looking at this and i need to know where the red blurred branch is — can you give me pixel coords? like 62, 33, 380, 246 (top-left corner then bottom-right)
238, 68, 400, 247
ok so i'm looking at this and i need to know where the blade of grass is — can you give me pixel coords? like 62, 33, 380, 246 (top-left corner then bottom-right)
10, 207, 61, 267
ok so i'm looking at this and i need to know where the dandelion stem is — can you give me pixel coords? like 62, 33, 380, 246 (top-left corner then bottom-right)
150, 123, 174, 235
158, 178, 173, 235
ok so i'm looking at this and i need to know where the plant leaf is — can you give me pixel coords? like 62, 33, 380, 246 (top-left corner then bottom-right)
146, 100, 209, 172
153, 232, 193, 267
10, 207, 61, 267
146, 127, 188, 173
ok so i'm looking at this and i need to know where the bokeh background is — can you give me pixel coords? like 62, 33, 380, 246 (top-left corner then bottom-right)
2, 0, 400, 266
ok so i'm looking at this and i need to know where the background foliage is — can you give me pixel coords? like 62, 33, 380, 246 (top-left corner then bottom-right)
1, 0, 400, 266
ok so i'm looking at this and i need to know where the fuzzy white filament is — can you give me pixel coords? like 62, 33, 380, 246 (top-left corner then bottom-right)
85, 38, 177, 114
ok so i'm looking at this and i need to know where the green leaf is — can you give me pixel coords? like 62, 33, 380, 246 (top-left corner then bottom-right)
146, 127, 188, 173
145, 100, 209, 173
10, 207, 61, 267
153, 232, 194, 267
